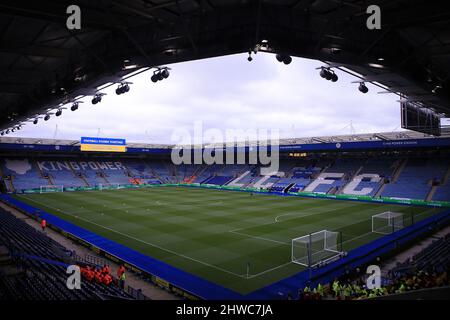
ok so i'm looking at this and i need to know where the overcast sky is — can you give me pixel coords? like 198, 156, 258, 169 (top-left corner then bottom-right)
8, 53, 404, 144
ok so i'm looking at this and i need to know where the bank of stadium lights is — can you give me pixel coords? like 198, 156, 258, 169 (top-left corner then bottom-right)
276, 53, 292, 65
151, 67, 170, 83
1, 67, 166, 134
0, 124, 21, 135
319, 67, 338, 82
115, 83, 130, 95
11, 125, 21, 132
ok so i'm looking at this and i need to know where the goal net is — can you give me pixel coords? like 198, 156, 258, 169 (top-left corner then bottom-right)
372, 211, 404, 234
292, 230, 343, 267
40, 185, 64, 193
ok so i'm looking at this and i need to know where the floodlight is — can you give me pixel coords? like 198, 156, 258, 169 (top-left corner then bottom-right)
331, 73, 338, 82
70, 103, 79, 111
276, 53, 292, 65
92, 94, 102, 104
283, 55, 292, 65
358, 82, 369, 93
161, 69, 170, 79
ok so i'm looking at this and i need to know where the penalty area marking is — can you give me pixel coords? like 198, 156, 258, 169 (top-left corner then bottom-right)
228, 230, 290, 246
274, 205, 350, 223
19, 195, 247, 279
23, 195, 297, 280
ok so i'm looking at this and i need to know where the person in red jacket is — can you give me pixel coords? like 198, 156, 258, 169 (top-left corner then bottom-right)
95, 268, 103, 283
86, 268, 95, 282
40, 219, 47, 232
102, 264, 111, 275
103, 274, 112, 286
117, 265, 125, 278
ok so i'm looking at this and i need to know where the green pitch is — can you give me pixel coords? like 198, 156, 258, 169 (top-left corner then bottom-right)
14, 186, 443, 294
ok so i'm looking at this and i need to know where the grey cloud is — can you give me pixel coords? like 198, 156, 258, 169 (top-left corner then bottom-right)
9, 53, 402, 144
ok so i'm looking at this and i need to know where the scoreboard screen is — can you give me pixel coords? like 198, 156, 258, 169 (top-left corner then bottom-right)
80, 137, 126, 152
401, 102, 441, 136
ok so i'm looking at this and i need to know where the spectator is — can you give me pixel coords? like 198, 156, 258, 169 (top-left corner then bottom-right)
119, 271, 126, 289
40, 219, 46, 232
117, 265, 125, 278
103, 273, 113, 286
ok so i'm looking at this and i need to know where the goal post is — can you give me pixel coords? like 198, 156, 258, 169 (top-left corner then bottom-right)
40, 185, 64, 193
291, 230, 344, 267
372, 211, 405, 235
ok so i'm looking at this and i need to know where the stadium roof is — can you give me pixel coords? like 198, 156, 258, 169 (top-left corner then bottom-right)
1, 0, 450, 131
1, 130, 449, 149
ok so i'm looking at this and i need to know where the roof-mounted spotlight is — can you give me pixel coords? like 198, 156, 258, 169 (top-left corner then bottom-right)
91, 93, 105, 104
55, 109, 63, 117
44, 114, 51, 121
330, 72, 338, 82
276, 53, 292, 65
0, 131, 4, 136
319, 67, 338, 82
11, 128, 15, 132
358, 82, 369, 93
247, 50, 253, 62
92, 96, 100, 104
115, 83, 131, 95
319, 67, 329, 79
6, 130, 10, 134
33, 118, 38, 125
151, 67, 170, 83
71, 103, 79, 111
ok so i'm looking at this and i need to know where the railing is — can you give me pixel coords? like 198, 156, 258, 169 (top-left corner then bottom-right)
126, 285, 151, 300
373, 286, 450, 300
83, 254, 108, 267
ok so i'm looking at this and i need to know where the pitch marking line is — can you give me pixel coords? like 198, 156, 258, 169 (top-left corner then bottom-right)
274, 208, 336, 223
246, 261, 293, 279
228, 230, 290, 246
20, 195, 247, 279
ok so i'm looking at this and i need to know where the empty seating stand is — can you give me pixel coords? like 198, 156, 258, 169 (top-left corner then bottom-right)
1, 156, 449, 202
382, 158, 448, 200
392, 233, 450, 277
0, 207, 136, 300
